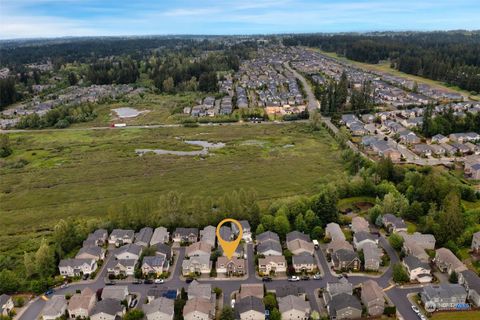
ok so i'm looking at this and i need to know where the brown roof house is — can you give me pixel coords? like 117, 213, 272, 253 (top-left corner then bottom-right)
434, 248, 467, 275
403, 255, 432, 283
292, 253, 317, 273
216, 257, 246, 276
351, 216, 369, 234
325, 223, 345, 242
186, 241, 212, 257
286, 231, 315, 255
258, 256, 287, 275
238, 283, 264, 300
332, 249, 360, 272
361, 280, 385, 316
183, 297, 215, 320
278, 295, 311, 320
67, 287, 97, 319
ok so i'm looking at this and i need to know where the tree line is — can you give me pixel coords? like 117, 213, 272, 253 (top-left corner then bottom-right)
284, 32, 480, 93
422, 105, 480, 138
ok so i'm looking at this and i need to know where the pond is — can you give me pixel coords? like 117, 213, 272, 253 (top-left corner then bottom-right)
113, 107, 141, 118
136, 140, 226, 156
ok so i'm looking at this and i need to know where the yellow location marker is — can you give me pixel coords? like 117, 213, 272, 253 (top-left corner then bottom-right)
216, 218, 243, 260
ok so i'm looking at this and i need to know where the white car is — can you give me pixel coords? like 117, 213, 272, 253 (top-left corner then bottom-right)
411, 306, 420, 314
154, 279, 164, 284
231, 299, 235, 308
419, 315, 427, 320
288, 276, 300, 282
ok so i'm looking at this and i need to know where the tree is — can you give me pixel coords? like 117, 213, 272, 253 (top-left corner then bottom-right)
311, 185, 338, 225
220, 307, 235, 320
263, 293, 277, 311
311, 226, 324, 240
35, 239, 56, 278
294, 213, 307, 233
255, 224, 265, 235
270, 308, 281, 320
68, 72, 78, 85
162, 77, 175, 93
0, 134, 12, 158
376, 157, 395, 181
273, 214, 290, 239
0, 269, 20, 294
23, 252, 36, 278
437, 191, 464, 245
52, 219, 80, 258
124, 310, 144, 320
389, 233, 404, 251
392, 263, 409, 283
449, 271, 458, 284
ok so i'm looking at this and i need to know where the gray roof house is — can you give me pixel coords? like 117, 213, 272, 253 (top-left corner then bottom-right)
75, 246, 106, 261
421, 284, 467, 311
332, 249, 360, 272
361, 280, 384, 317
154, 243, 173, 261
325, 223, 346, 242
235, 296, 265, 320
0, 294, 14, 317
173, 228, 198, 243
200, 225, 216, 247
257, 240, 282, 256
256, 231, 280, 244
403, 255, 432, 283
90, 298, 124, 320
292, 253, 316, 273
141, 255, 169, 276
363, 243, 382, 271
327, 293, 362, 320
353, 231, 378, 251
115, 243, 143, 260
135, 227, 153, 247
459, 270, 480, 307
434, 248, 467, 275
142, 297, 174, 320
275, 285, 306, 299
382, 214, 407, 233
232, 220, 252, 242
41, 295, 67, 320
278, 295, 311, 320
324, 278, 353, 304
150, 227, 170, 246
188, 280, 212, 300
59, 258, 97, 277
101, 286, 129, 301
108, 229, 134, 246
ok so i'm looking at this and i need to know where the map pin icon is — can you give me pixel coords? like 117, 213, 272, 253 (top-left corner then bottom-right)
216, 218, 243, 260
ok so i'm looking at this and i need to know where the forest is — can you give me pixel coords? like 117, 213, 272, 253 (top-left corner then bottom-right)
421, 105, 480, 137
284, 31, 480, 93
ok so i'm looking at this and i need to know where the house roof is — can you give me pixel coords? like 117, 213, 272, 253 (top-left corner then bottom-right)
174, 228, 198, 237
326, 223, 345, 241
256, 231, 280, 243
258, 255, 286, 265
287, 239, 315, 254
135, 227, 153, 244
404, 255, 430, 271
361, 280, 383, 303
154, 243, 172, 260
188, 280, 212, 300
363, 243, 382, 261
0, 294, 11, 307
186, 241, 212, 256
286, 231, 311, 243
334, 249, 359, 262
278, 295, 310, 314
110, 229, 134, 239
435, 248, 467, 272
216, 256, 246, 269
422, 284, 467, 300
354, 231, 375, 243
150, 227, 169, 245
147, 288, 177, 300
329, 293, 361, 314
59, 258, 95, 268
239, 284, 264, 300
143, 255, 166, 268
116, 243, 142, 257
257, 241, 282, 255
183, 297, 214, 317
42, 295, 67, 317
68, 288, 95, 311
460, 270, 480, 292
326, 278, 353, 297
292, 253, 315, 265
75, 246, 104, 258
275, 285, 305, 298
91, 298, 123, 316
143, 297, 174, 316
327, 239, 354, 253
235, 296, 265, 316
101, 286, 128, 301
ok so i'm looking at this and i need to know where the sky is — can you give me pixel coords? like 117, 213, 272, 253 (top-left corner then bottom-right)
1, 0, 480, 39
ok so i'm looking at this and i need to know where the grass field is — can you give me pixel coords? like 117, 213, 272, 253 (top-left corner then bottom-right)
309, 48, 480, 101
431, 311, 480, 320
0, 122, 345, 261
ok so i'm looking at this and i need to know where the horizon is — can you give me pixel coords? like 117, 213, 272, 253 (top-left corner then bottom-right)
1, 0, 480, 40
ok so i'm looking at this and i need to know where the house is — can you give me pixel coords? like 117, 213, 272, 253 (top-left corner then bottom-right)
147, 288, 178, 303
154, 243, 173, 261
275, 285, 306, 299
41, 295, 67, 320
256, 240, 282, 256
182, 255, 212, 276
278, 295, 310, 320
292, 253, 316, 273
286, 231, 315, 255
414, 144, 432, 157
324, 278, 353, 304
183, 297, 215, 320
471, 231, 480, 253
0, 295, 13, 317
434, 248, 467, 275
353, 231, 378, 251
332, 249, 360, 271
135, 227, 153, 247
403, 255, 432, 283
363, 243, 382, 271
327, 293, 362, 320
115, 243, 143, 260
142, 256, 169, 276
150, 227, 170, 246
421, 284, 467, 311
200, 226, 216, 247
351, 216, 369, 234
399, 232, 436, 250
371, 140, 401, 161
186, 241, 212, 257
107, 259, 136, 276
361, 280, 384, 316
258, 255, 287, 274
382, 214, 407, 233
239, 283, 264, 300
465, 142, 480, 155
219, 243, 244, 258
216, 257, 246, 276
235, 296, 265, 320
219, 226, 233, 241
188, 281, 212, 300
83, 229, 108, 247
173, 228, 199, 243
429, 144, 446, 156
75, 246, 106, 261
432, 134, 449, 144
90, 298, 124, 320
256, 231, 280, 244
143, 297, 175, 320
232, 220, 252, 242
398, 130, 420, 145
325, 223, 346, 242
327, 239, 354, 254
459, 270, 480, 307
402, 238, 430, 263
59, 258, 97, 277
101, 285, 129, 301
109, 229, 134, 246
67, 287, 96, 319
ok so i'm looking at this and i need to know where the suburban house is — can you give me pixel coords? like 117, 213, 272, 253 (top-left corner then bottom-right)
353, 231, 378, 251
154, 243, 173, 261
421, 284, 468, 311
402, 237, 431, 263
324, 278, 353, 304
83, 229, 108, 247
75, 246, 106, 261
183, 297, 215, 320
382, 214, 407, 233
432, 134, 449, 144
235, 296, 265, 320
216, 257, 246, 276
332, 249, 361, 271
286, 231, 315, 255
142, 255, 169, 276
472, 231, 480, 253
351, 216, 369, 233
147, 288, 178, 303
90, 298, 124, 320
459, 270, 480, 307
115, 243, 143, 260
256, 240, 282, 256
59, 258, 97, 277
150, 227, 170, 246
101, 286, 129, 301
135, 227, 153, 247
188, 281, 212, 300
275, 285, 306, 299
403, 255, 433, 283
41, 295, 68, 320
0, 295, 14, 317
232, 220, 252, 242
327, 293, 362, 320
67, 287, 97, 319
107, 259, 136, 276
219, 243, 244, 258
278, 295, 311, 320
363, 243, 382, 271
239, 284, 264, 300
182, 255, 212, 276
327, 239, 354, 254
142, 297, 175, 320
173, 228, 199, 244
434, 248, 468, 275
200, 226, 216, 247
186, 241, 212, 257
399, 232, 436, 250
292, 253, 317, 273
108, 229, 134, 246
256, 231, 280, 244
258, 255, 287, 275
361, 280, 385, 316
325, 223, 346, 242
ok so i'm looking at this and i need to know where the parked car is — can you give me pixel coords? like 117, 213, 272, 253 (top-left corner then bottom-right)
313, 273, 322, 280
231, 299, 235, 308
132, 279, 142, 284
288, 276, 300, 282
262, 276, 273, 282
144, 279, 154, 284
129, 298, 138, 309
82, 274, 89, 280
154, 279, 164, 284
185, 278, 194, 283
300, 275, 310, 281
411, 306, 420, 314
44, 289, 54, 296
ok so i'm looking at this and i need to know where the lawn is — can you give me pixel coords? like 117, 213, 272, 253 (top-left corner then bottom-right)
431, 311, 480, 320
0, 122, 346, 262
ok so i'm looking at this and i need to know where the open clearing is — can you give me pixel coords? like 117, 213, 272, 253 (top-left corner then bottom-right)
431, 311, 480, 320
0, 123, 345, 260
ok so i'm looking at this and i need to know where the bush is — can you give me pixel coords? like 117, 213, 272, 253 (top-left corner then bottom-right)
384, 305, 396, 316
